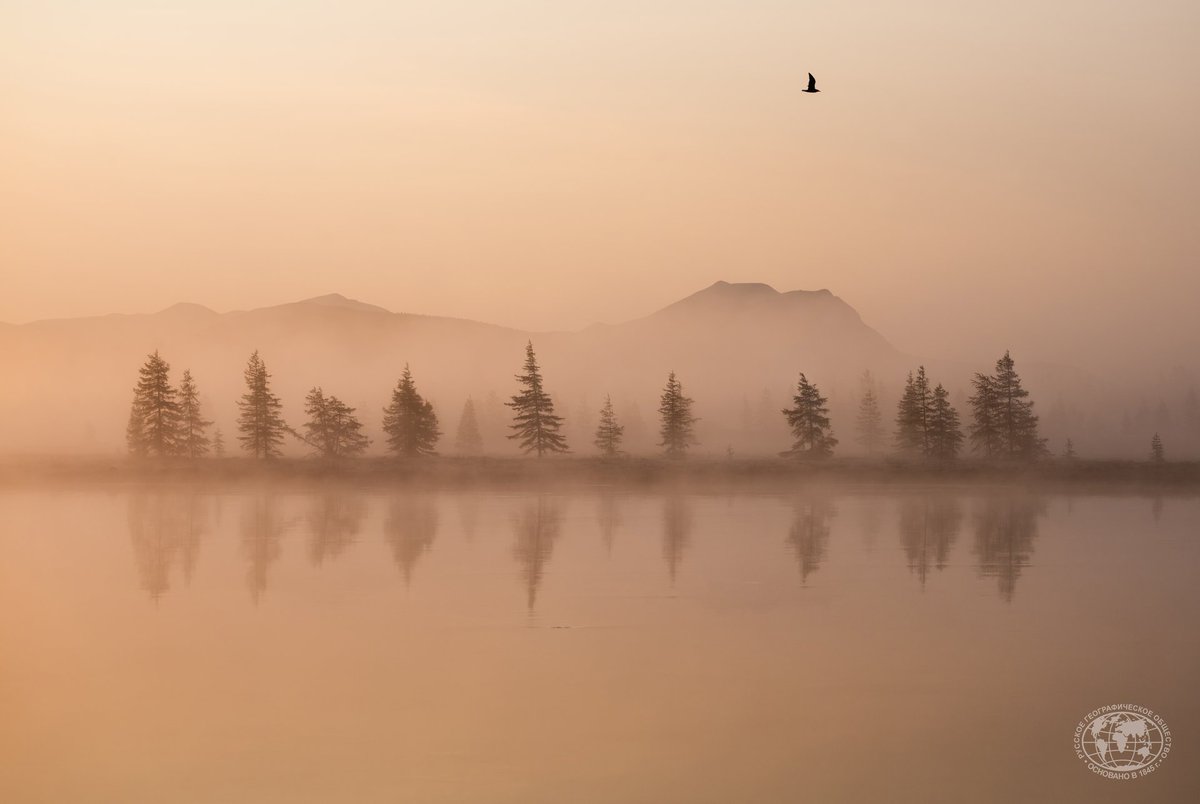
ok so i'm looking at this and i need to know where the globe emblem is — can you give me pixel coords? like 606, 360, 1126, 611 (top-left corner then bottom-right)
1079, 709, 1167, 772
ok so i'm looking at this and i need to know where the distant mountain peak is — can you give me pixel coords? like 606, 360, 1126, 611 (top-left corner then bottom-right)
652, 280, 847, 320
704, 280, 779, 295
291, 293, 392, 314
157, 302, 217, 317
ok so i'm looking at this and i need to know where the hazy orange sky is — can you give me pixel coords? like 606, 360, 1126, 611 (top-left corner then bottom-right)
3, 1, 1198, 369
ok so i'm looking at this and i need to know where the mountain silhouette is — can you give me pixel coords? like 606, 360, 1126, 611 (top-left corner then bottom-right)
0, 282, 902, 453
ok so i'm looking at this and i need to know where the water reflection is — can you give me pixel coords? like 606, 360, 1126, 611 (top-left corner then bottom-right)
307, 493, 366, 566
511, 495, 563, 611
384, 495, 440, 586
597, 491, 621, 556
786, 498, 837, 585
661, 496, 692, 582
127, 493, 207, 601
898, 497, 963, 588
241, 494, 284, 603
971, 494, 1046, 602
119, 489, 1058, 606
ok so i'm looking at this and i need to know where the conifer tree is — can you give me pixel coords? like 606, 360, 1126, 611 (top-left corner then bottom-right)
382, 365, 441, 456
177, 369, 213, 457
1150, 433, 1165, 463
855, 370, 885, 455
781, 373, 838, 459
594, 394, 624, 457
967, 372, 1001, 458
304, 387, 370, 457
454, 397, 484, 455
927, 383, 964, 459
1062, 438, 1076, 460
213, 427, 226, 458
507, 342, 569, 456
128, 350, 182, 457
126, 404, 147, 457
237, 351, 287, 458
658, 371, 698, 457
991, 351, 1046, 459
895, 367, 933, 455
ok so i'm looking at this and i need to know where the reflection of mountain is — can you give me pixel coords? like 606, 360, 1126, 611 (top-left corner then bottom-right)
241, 495, 284, 603
786, 498, 837, 584
972, 495, 1046, 602
307, 493, 365, 565
511, 496, 563, 611
127, 493, 207, 601
898, 497, 963, 588
661, 496, 692, 583
384, 496, 439, 586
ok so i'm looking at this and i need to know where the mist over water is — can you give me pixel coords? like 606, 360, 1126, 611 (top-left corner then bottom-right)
2, 483, 1197, 802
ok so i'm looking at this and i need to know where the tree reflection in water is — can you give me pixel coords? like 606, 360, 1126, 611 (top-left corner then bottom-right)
511, 495, 563, 611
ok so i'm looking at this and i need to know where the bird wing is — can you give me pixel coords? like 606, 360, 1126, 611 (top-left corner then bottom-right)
807, 73, 817, 91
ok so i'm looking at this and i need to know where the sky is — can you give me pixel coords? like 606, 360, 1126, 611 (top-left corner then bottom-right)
2, 0, 1198, 371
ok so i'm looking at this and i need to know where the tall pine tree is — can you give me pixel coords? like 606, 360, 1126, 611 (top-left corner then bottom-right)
927, 383, 964, 459
382, 365, 441, 456
454, 397, 483, 455
212, 427, 226, 458
658, 371, 698, 457
177, 369, 212, 457
967, 372, 1001, 458
781, 373, 838, 459
855, 370, 885, 456
992, 351, 1046, 459
507, 342, 569, 456
304, 387, 370, 457
126, 404, 147, 457
895, 367, 933, 455
237, 351, 287, 458
594, 394, 624, 457
1150, 433, 1165, 463
969, 351, 1045, 460
127, 351, 182, 457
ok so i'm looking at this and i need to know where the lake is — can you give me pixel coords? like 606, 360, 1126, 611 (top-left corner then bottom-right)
1, 484, 1197, 802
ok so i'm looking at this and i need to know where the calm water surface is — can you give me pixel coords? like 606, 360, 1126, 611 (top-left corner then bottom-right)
1, 485, 1197, 803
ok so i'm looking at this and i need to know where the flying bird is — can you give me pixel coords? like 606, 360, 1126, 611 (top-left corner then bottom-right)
803, 73, 820, 93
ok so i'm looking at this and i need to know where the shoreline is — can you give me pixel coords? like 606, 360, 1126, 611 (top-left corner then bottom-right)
2, 456, 1197, 492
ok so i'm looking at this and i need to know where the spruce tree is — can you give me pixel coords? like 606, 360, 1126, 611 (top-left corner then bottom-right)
967, 372, 1001, 458
507, 342, 569, 456
855, 370, 885, 455
927, 383, 964, 459
213, 427, 226, 458
658, 371, 698, 457
781, 373, 838, 459
1150, 433, 1165, 463
126, 403, 147, 457
128, 350, 182, 457
1062, 438, 1076, 460
594, 394, 624, 457
177, 369, 213, 458
305, 387, 370, 457
236, 351, 287, 458
454, 398, 484, 455
382, 365, 441, 456
991, 351, 1046, 459
895, 367, 932, 455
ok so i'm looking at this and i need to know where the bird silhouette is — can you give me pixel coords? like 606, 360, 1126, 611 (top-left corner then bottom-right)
803, 73, 820, 93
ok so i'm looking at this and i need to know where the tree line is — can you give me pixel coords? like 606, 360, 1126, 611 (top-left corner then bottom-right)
128, 342, 1149, 462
